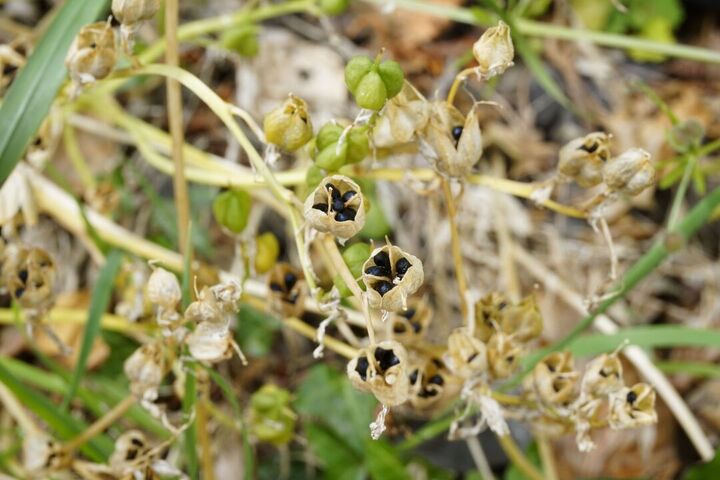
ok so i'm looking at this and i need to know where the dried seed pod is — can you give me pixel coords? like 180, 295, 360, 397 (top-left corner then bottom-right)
185, 287, 223, 324
112, 0, 159, 26
65, 21, 117, 85
1, 246, 56, 313
388, 298, 432, 342
608, 383, 657, 429
421, 101, 482, 178
267, 263, 306, 318
474, 292, 508, 342
347, 340, 410, 406
443, 327, 488, 379
487, 333, 523, 379
146, 266, 181, 310
362, 243, 423, 312
557, 132, 611, 188
499, 295, 543, 342
408, 354, 459, 414
124, 342, 165, 401
581, 353, 623, 396
304, 175, 366, 241
314, 122, 369, 170
527, 352, 579, 405
472, 21, 514, 80
210, 280, 242, 313
109, 430, 148, 471
23, 433, 68, 473
603, 148, 656, 196
263, 94, 313, 152
372, 83, 430, 148
186, 321, 234, 363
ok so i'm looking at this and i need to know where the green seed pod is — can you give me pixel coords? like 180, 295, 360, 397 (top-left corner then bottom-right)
213, 189, 252, 234
254, 232, 280, 274
342, 242, 372, 279
220, 25, 259, 58
314, 122, 369, 170
344, 55, 405, 111
263, 95, 314, 152
306, 164, 326, 189
249, 385, 296, 445
317, 0, 350, 15
333, 273, 353, 298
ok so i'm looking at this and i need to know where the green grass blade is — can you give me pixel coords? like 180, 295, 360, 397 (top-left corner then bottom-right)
183, 364, 200, 479
566, 326, 720, 357
0, 0, 109, 185
62, 249, 124, 410
655, 361, 720, 379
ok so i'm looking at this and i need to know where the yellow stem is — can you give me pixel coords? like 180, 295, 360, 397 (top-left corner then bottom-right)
497, 434, 544, 480
284, 317, 358, 359
446, 67, 477, 105
0, 307, 153, 334
441, 178, 469, 324
62, 119, 96, 190
537, 434, 559, 480
63, 395, 136, 453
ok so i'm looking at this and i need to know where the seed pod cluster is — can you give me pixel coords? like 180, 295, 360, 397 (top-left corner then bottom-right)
361, 243, 424, 312
267, 263, 306, 318
304, 175, 366, 241
248, 385, 297, 445
65, 21, 117, 86
263, 94, 314, 152
347, 340, 410, 406
421, 101, 483, 178
345, 55, 404, 111
0, 245, 56, 316
314, 122, 369, 171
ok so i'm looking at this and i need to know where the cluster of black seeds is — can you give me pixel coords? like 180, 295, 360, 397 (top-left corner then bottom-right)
409, 358, 446, 399
392, 308, 423, 334
354, 346, 401, 383
365, 251, 412, 297
312, 183, 357, 222
270, 271, 300, 304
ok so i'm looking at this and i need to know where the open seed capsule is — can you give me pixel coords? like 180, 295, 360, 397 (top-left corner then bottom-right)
558, 132, 611, 188
304, 175, 366, 241
361, 243, 423, 312
609, 383, 657, 429
526, 351, 579, 406
581, 353, 624, 396
407, 353, 461, 414
487, 333, 523, 379
109, 430, 149, 471
388, 298, 432, 342
499, 295, 543, 342
474, 292, 508, 342
420, 101, 482, 178
347, 340, 410, 406
1, 246, 56, 313
267, 263, 306, 318
65, 21, 117, 85
443, 327, 488, 379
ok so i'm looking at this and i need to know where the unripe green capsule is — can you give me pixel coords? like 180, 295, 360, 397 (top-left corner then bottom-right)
306, 164, 326, 189
377, 60, 404, 98
345, 55, 405, 111
220, 25, 259, 58
317, 0, 350, 15
344, 56, 374, 93
213, 189, 252, 234
254, 232, 280, 274
342, 242, 372, 278
314, 123, 369, 170
263, 95, 313, 152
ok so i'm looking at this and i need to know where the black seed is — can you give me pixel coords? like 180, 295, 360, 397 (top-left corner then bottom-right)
341, 190, 357, 202
14, 287, 24, 298
548, 364, 556, 373
18, 269, 28, 283
599, 369, 609, 378
580, 142, 599, 154
326, 183, 341, 200
506, 355, 515, 363
334, 207, 356, 222
269, 282, 283, 292
284, 272, 297, 290
331, 198, 345, 212
312, 202, 329, 212
130, 437, 145, 447
418, 389, 438, 398
393, 322, 406, 334
467, 352, 478, 363
626, 390, 637, 404
373, 251, 391, 269
374, 280, 395, 296
365, 265, 390, 277
401, 308, 416, 320
126, 448, 139, 461
409, 369, 419, 384
428, 374, 444, 386
498, 301, 508, 310
355, 356, 369, 381
395, 258, 411, 277
451, 126, 463, 142
374, 347, 400, 371
411, 321, 422, 333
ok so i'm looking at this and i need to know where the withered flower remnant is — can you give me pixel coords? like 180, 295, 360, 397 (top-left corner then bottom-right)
443, 327, 488, 379
304, 175, 366, 241
499, 295, 543, 342
487, 332, 523, 379
603, 148, 656, 197
421, 101, 482, 178
472, 21, 515, 80
372, 83, 430, 148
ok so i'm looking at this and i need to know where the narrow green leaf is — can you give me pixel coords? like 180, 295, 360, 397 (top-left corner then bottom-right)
306, 424, 364, 480
655, 361, 720, 379
365, 440, 410, 480
566, 326, 720, 357
183, 365, 200, 479
0, 0, 109, 185
62, 249, 124, 409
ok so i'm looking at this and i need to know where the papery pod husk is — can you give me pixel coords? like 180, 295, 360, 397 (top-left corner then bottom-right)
210, 280, 242, 313
608, 383, 657, 429
263, 95, 314, 152
557, 132, 611, 188
407, 352, 461, 415
472, 21, 515, 80
525, 351, 579, 406
362, 243, 424, 312
581, 353, 623, 396
387, 297, 432, 342
372, 83, 430, 149
184, 287, 223, 324
304, 175, 366, 241
487, 333, 523, 379
109, 430, 149, 471
603, 148, 655, 196
443, 327, 488, 379
23, 432, 68, 473
474, 292, 508, 342
146, 266, 181, 310
499, 295, 543, 342
65, 21, 117, 84
186, 321, 233, 363
346, 340, 410, 406
124, 343, 165, 398
421, 101, 482, 178
112, 0, 160, 25
1, 246, 56, 312
267, 263, 306, 318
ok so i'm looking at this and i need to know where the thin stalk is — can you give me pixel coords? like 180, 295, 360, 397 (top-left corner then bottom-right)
0, 307, 152, 334
165, 0, 191, 261
667, 156, 697, 229
537, 435, 558, 480
62, 121, 96, 190
442, 178, 470, 324
497, 434, 544, 480
465, 436, 495, 480
196, 379, 215, 480
63, 395, 136, 453
446, 67, 476, 106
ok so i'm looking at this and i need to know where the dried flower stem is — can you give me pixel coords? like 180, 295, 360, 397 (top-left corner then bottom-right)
497, 434, 544, 480
446, 67, 476, 106
63, 395, 136, 453
465, 436, 496, 480
537, 434, 559, 480
441, 178, 470, 326
62, 117, 96, 190
0, 307, 153, 335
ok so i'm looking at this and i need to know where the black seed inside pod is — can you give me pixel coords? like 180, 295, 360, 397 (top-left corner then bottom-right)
411, 321, 422, 333
626, 390, 637, 404
18, 269, 28, 283
365, 265, 390, 277
327, 183, 341, 200
269, 282, 283, 292
312, 203, 329, 212
393, 322, 406, 334
331, 197, 345, 212
374, 280, 395, 296
428, 374, 444, 386
355, 356, 369, 381
402, 308, 416, 320
14, 288, 24, 298
284, 272, 297, 290
335, 207, 356, 222
451, 126, 463, 144
375, 347, 400, 370
342, 190, 357, 202
467, 352, 478, 363
409, 369, 419, 384
580, 142, 599, 153
599, 368, 609, 378
126, 448, 139, 461
130, 437, 145, 447
418, 389, 438, 398
395, 258, 411, 278
373, 251, 391, 269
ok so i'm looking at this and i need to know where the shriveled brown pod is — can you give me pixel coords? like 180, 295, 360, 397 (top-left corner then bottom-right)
372, 83, 430, 148
267, 263, 306, 318
387, 298, 432, 342
65, 21, 117, 85
487, 333, 523, 379
1, 246, 56, 313
443, 327, 488, 379
112, 0, 159, 33
362, 243, 423, 312
420, 101, 482, 178
526, 352, 579, 406
408, 354, 460, 414
474, 292, 508, 342
304, 175, 366, 241
499, 295, 543, 342
347, 340, 410, 406
603, 148, 655, 196
557, 132, 611, 188
608, 383, 657, 429
581, 353, 623, 396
